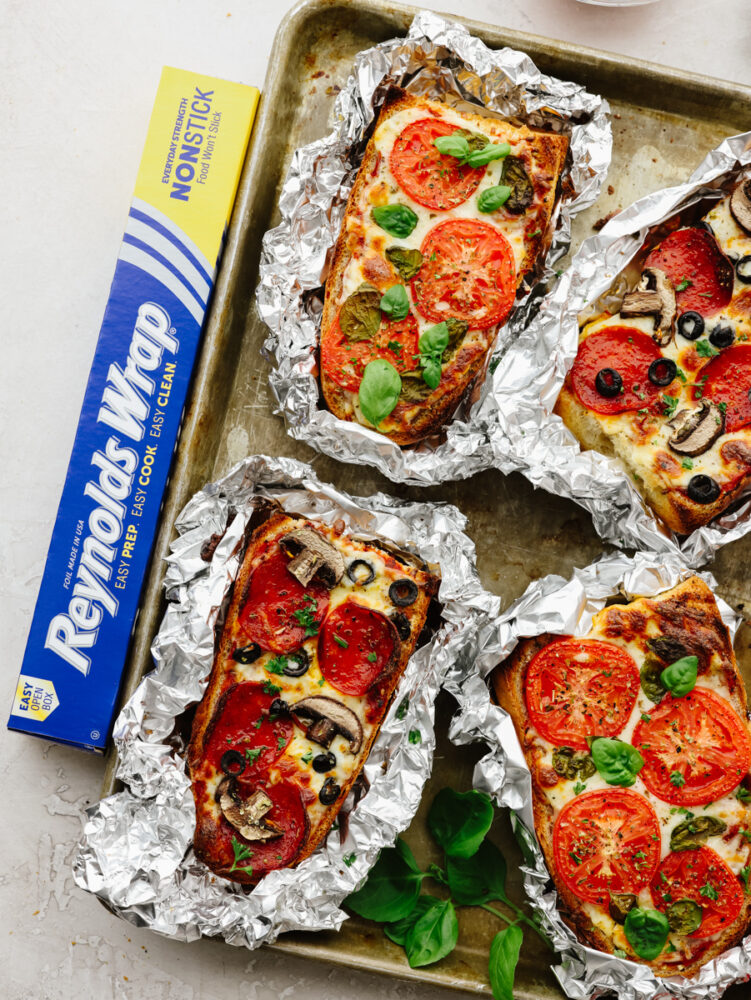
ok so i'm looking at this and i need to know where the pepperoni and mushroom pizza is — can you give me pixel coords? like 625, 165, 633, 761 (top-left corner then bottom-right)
187, 506, 439, 883
556, 175, 751, 534
492, 576, 751, 976
320, 87, 569, 445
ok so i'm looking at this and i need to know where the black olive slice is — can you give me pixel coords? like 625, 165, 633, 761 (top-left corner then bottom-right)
647, 358, 677, 387
390, 611, 411, 641
347, 559, 376, 586
389, 578, 419, 607
677, 311, 704, 340
594, 368, 623, 398
220, 750, 246, 777
687, 474, 720, 504
709, 324, 735, 349
282, 648, 310, 677
319, 776, 340, 805
269, 698, 290, 717
232, 643, 262, 664
736, 254, 751, 285
312, 751, 336, 773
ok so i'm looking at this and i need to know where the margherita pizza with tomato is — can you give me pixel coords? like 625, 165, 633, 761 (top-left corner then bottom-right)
320, 87, 568, 445
492, 576, 751, 976
556, 174, 751, 534
188, 505, 439, 884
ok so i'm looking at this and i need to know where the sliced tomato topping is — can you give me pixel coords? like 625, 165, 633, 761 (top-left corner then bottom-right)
389, 118, 486, 211
238, 548, 329, 654
525, 638, 640, 751
213, 777, 308, 878
651, 846, 743, 938
553, 789, 661, 906
632, 687, 751, 806
645, 227, 734, 316
570, 327, 668, 415
204, 682, 293, 779
693, 344, 751, 433
412, 219, 516, 329
319, 599, 397, 696
320, 309, 420, 392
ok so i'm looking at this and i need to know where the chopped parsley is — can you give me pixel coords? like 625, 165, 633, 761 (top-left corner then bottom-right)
301, 750, 314, 764
662, 394, 680, 418
387, 340, 403, 356
244, 746, 264, 765
696, 339, 719, 358
676, 277, 693, 292
396, 697, 409, 720
367, 652, 377, 662
740, 866, 751, 892
277, 735, 287, 751
718, 401, 727, 416
265, 655, 287, 675
229, 836, 253, 873
737, 786, 751, 802
333, 634, 349, 649
253, 718, 263, 729
669, 770, 686, 788
293, 594, 320, 637
641, 712, 652, 723
699, 881, 719, 901
569, 852, 582, 866
408, 729, 422, 745
263, 680, 281, 696
343, 853, 357, 867
740, 829, 751, 843
529, 229, 542, 238
573, 781, 587, 795
681, 458, 694, 471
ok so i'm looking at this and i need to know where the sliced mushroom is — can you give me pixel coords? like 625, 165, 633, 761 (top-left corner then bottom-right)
620, 267, 676, 346
730, 176, 751, 235
667, 399, 725, 456
217, 779, 282, 842
290, 695, 363, 754
279, 528, 345, 588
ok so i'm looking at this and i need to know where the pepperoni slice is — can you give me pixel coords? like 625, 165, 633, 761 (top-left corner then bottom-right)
389, 118, 486, 211
319, 599, 398, 696
238, 549, 329, 654
645, 227, 734, 316
632, 687, 751, 806
204, 682, 293, 780
553, 789, 661, 907
525, 638, 640, 751
570, 327, 668, 415
321, 309, 420, 392
693, 344, 751, 433
213, 777, 308, 878
412, 220, 516, 329
651, 847, 743, 938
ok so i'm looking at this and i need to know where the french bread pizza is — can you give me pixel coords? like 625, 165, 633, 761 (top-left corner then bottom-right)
491, 577, 751, 976
187, 506, 439, 884
556, 174, 751, 534
320, 87, 569, 445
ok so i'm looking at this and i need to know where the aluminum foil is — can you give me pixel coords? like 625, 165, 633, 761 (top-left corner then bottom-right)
444, 549, 751, 1000
484, 133, 751, 567
256, 10, 611, 486
72, 455, 499, 948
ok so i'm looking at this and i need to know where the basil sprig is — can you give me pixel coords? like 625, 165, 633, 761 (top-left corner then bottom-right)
478, 185, 512, 214
347, 837, 424, 922
660, 655, 698, 698
372, 203, 418, 238
418, 322, 450, 390
358, 359, 402, 427
405, 898, 459, 968
429, 787, 494, 858
434, 131, 511, 168
590, 737, 645, 788
488, 925, 523, 1000
380, 284, 410, 321
624, 906, 670, 961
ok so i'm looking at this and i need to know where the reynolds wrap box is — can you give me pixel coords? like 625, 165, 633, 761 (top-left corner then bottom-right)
10, 67, 259, 751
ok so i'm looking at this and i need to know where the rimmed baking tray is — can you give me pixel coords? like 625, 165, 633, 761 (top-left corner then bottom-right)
100, 1, 751, 995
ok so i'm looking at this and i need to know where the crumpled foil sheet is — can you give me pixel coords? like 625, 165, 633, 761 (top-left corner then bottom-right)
484, 132, 751, 568
256, 10, 611, 486
72, 455, 500, 948
444, 549, 750, 1000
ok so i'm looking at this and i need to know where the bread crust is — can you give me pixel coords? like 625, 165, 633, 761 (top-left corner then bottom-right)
491, 577, 751, 977
188, 508, 439, 884
321, 87, 569, 446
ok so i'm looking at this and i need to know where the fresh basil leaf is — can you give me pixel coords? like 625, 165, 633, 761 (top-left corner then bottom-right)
428, 788, 494, 858
340, 283, 381, 342
488, 924, 523, 1000
380, 284, 410, 321
358, 359, 402, 427
383, 895, 436, 946
477, 185, 512, 214
670, 814, 726, 852
466, 141, 511, 168
405, 898, 458, 968
446, 839, 508, 906
386, 246, 423, 281
419, 322, 450, 356
639, 657, 665, 703
624, 906, 669, 961
501, 156, 534, 214
395, 836, 422, 874
345, 844, 424, 922
421, 356, 442, 390
591, 738, 644, 788
434, 134, 471, 160
660, 655, 698, 698
372, 204, 418, 239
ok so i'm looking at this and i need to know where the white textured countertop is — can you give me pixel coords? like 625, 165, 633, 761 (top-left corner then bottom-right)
2, 0, 750, 997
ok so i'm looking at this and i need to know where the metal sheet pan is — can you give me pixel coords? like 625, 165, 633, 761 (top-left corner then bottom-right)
100, 1, 751, 995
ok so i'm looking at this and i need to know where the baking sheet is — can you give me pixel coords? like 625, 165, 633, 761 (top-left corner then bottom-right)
99, 1, 751, 996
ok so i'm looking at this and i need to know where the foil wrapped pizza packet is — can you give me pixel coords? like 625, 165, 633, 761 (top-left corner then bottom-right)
482, 132, 751, 567
256, 10, 611, 486
72, 455, 499, 948
443, 550, 751, 1000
